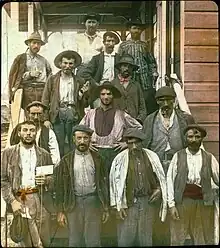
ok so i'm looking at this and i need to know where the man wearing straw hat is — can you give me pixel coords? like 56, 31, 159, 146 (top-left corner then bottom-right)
8, 31, 52, 111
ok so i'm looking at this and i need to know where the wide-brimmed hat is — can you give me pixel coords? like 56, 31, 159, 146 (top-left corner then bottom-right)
24, 31, 45, 46
54, 50, 82, 69
155, 86, 176, 99
126, 17, 146, 29
95, 81, 122, 99
10, 214, 27, 243
103, 31, 120, 45
72, 124, 94, 136
83, 13, 101, 23
184, 124, 207, 138
123, 128, 146, 141
26, 101, 48, 111
115, 54, 139, 71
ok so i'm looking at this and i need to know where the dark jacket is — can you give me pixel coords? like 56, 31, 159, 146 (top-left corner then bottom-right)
8, 53, 52, 103
111, 77, 146, 123
54, 149, 109, 213
41, 71, 88, 123
142, 109, 195, 148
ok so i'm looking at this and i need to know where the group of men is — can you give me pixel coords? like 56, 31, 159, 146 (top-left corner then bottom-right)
1, 12, 219, 248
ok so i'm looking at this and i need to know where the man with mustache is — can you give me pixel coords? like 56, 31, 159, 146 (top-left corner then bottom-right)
109, 128, 167, 246
42, 50, 89, 158
118, 18, 159, 115
8, 31, 51, 112
54, 125, 109, 247
167, 124, 219, 245
1, 120, 54, 247
142, 86, 195, 246
111, 54, 146, 124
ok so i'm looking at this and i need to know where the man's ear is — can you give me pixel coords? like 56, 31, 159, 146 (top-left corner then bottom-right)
18, 131, 21, 138
72, 136, 76, 144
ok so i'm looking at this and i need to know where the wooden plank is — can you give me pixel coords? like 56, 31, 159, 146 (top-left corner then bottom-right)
184, 83, 219, 103
185, 1, 218, 12
185, 12, 218, 29
185, 29, 218, 46
203, 141, 219, 158
201, 124, 219, 142
184, 46, 219, 62
184, 63, 219, 81
189, 104, 219, 123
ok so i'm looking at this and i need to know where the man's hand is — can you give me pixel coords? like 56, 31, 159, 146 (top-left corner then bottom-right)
170, 206, 180, 221
11, 199, 24, 214
35, 174, 46, 186
57, 212, 67, 227
116, 209, 127, 220
114, 142, 128, 152
148, 188, 162, 203
30, 70, 42, 78
102, 210, 109, 224
44, 120, 53, 129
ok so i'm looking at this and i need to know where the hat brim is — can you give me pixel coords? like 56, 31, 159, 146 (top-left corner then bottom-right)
54, 50, 82, 69
184, 125, 207, 138
84, 15, 101, 23
126, 22, 146, 29
24, 39, 45, 46
95, 84, 122, 99
26, 101, 48, 111
115, 62, 139, 71
122, 134, 146, 141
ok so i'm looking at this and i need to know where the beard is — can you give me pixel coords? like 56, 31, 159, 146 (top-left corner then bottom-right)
77, 144, 89, 152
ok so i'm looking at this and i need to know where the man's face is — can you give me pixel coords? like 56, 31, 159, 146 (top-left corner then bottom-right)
119, 63, 133, 78
129, 25, 143, 39
60, 57, 75, 75
186, 129, 203, 152
104, 36, 116, 52
18, 124, 37, 145
28, 106, 44, 126
74, 131, 91, 152
85, 19, 99, 34
157, 96, 175, 118
28, 40, 41, 54
127, 137, 143, 154
100, 89, 113, 106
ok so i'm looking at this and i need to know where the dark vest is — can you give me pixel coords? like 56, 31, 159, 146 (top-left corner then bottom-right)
174, 149, 214, 206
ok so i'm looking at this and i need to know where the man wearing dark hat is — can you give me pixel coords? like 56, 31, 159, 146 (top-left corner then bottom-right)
42, 50, 89, 158
167, 124, 219, 245
111, 54, 146, 124
80, 81, 142, 246
8, 31, 52, 111
54, 124, 109, 247
10, 101, 60, 166
109, 128, 167, 246
118, 17, 159, 115
1, 120, 54, 247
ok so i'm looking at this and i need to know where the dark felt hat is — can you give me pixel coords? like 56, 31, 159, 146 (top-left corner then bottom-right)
126, 17, 146, 29
95, 81, 122, 99
24, 31, 45, 46
184, 124, 207, 138
10, 214, 27, 243
83, 13, 101, 23
123, 128, 146, 141
72, 124, 94, 136
155, 86, 176, 99
103, 31, 120, 45
54, 50, 82, 69
26, 101, 48, 111
115, 54, 139, 71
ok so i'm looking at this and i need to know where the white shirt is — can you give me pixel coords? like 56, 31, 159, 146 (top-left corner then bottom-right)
59, 75, 75, 104
73, 150, 96, 196
100, 51, 116, 83
36, 128, 60, 166
20, 145, 37, 188
167, 148, 219, 208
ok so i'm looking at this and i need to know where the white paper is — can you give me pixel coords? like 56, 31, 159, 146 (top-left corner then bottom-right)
35, 165, 54, 176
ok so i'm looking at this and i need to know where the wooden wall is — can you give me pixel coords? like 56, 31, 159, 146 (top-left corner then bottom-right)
183, 1, 219, 159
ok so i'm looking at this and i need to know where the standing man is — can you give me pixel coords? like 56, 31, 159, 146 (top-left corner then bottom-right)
54, 125, 109, 247
167, 124, 219, 245
8, 31, 52, 111
10, 101, 60, 166
1, 120, 54, 247
118, 18, 159, 115
42, 50, 89, 158
109, 128, 167, 246
112, 54, 146, 124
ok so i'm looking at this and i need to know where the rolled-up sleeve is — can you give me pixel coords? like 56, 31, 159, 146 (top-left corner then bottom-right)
211, 155, 219, 187
48, 129, 60, 166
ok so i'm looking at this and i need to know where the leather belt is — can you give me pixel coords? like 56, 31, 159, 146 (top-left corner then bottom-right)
59, 102, 75, 108
75, 192, 97, 197
21, 81, 45, 88
16, 188, 39, 196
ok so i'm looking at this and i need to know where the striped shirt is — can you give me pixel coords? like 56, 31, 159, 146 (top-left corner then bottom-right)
118, 39, 158, 90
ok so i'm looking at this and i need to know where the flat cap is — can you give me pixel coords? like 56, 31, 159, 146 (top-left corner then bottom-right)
184, 124, 207, 137
72, 125, 94, 136
155, 86, 176, 99
123, 128, 146, 141
83, 13, 101, 23
26, 101, 48, 111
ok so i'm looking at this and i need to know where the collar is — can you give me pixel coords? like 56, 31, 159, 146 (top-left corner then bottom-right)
84, 32, 98, 39
26, 49, 38, 59
19, 143, 36, 153
186, 147, 202, 156
75, 149, 90, 155
104, 51, 116, 56
99, 105, 114, 112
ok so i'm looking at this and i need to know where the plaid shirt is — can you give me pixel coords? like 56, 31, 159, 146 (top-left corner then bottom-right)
118, 39, 158, 90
